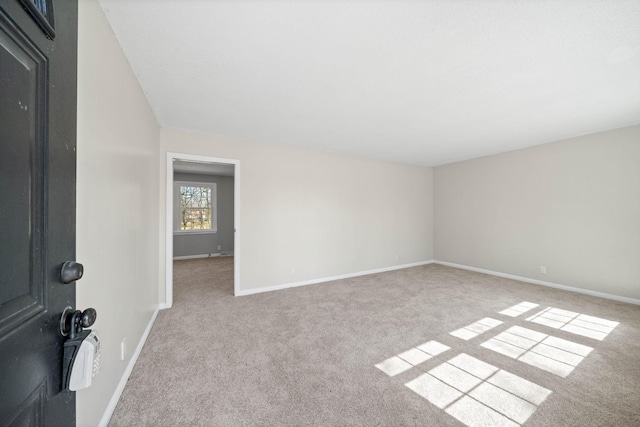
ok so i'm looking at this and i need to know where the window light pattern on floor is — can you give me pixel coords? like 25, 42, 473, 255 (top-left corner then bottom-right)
499, 301, 539, 317
405, 353, 551, 427
481, 326, 593, 377
449, 317, 503, 340
375, 340, 450, 377
374, 301, 615, 426
526, 307, 619, 341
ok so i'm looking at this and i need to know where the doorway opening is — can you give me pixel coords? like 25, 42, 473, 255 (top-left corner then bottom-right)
165, 153, 240, 307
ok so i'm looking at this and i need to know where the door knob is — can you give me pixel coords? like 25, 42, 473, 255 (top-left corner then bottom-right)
61, 261, 84, 284
60, 307, 97, 339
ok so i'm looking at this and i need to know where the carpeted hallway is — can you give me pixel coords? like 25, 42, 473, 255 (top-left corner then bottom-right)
109, 257, 640, 426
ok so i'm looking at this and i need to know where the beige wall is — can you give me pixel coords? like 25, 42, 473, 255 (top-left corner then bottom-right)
434, 125, 640, 300
160, 128, 434, 296
76, 1, 160, 426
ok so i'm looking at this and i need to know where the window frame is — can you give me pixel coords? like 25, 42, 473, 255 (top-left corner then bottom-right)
174, 181, 217, 234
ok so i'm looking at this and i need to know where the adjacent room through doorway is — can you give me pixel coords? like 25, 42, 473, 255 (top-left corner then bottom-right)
165, 153, 240, 306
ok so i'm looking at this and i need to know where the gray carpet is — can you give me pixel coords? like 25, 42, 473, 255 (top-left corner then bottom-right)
109, 257, 640, 426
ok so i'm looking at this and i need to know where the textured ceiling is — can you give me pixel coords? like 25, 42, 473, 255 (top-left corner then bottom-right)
99, 0, 640, 166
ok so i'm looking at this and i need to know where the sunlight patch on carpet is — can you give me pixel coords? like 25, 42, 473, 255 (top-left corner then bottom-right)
405, 353, 551, 426
375, 340, 450, 377
374, 356, 413, 377
481, 326, 593, 377
450, 317, 503, 340
526, 307, 619, 340
499, 301, 540, 317
374, 302, 616, 425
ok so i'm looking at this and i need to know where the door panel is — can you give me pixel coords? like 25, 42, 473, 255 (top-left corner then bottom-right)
0, 0, 78, 425
0, 7, 47, 335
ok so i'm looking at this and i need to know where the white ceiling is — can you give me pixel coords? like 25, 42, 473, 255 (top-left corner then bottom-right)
99, 0, 640, 167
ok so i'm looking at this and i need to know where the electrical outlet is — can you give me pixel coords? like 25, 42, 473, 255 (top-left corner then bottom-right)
121, 338, 127, 361
217, 245, 221, 250
394, 254, 399, 261
540, 266, 547, 274
291, 267, 296, 275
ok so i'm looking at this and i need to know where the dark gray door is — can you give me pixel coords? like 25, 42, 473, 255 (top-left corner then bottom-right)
0, 0, 78, 425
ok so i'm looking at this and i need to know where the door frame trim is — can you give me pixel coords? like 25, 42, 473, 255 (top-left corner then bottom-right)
165, 152, 240, 306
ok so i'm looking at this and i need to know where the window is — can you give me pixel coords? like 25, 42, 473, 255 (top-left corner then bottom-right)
175, 182, 217, 233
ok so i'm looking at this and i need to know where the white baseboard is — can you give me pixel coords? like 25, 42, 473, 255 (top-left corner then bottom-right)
236, 260, 434, 296
173, 253, 219, 260
435, 260, 640, 306
98, 307, 160, 427
173, 252, 234, 260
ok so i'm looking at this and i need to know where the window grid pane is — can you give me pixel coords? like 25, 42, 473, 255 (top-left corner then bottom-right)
179, 186, 212, 230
